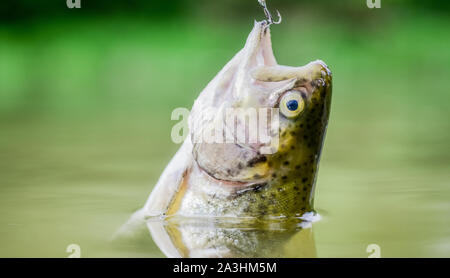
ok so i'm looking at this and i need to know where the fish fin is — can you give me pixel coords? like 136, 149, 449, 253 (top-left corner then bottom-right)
114, 138, 193, 241
143, 137, 193, 216
111, 208, 148, 242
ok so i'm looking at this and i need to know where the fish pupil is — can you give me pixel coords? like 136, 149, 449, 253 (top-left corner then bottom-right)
286, 100, 298, 111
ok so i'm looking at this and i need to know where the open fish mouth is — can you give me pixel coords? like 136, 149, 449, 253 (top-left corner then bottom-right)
190, 21, 331, 185
189, 21, 280, 183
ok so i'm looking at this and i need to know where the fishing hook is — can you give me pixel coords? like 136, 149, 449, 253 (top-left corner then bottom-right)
258, 0, 282, 27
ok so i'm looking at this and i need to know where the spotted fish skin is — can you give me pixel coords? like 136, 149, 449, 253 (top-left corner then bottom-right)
174, 62, 332, 217
140, 21, 332, 219
236, 68, 332, 217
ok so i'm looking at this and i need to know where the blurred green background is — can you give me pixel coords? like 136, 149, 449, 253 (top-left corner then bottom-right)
0, 0, 449, 257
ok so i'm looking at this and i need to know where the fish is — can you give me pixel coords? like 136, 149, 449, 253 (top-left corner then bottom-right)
117, 19, 332, 241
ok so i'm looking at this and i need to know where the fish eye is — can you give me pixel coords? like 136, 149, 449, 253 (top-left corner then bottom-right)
280, 91, 305, 118
286, 99, 298, 111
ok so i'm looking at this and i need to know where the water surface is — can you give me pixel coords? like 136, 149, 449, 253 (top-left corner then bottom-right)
0, 114, 448, 257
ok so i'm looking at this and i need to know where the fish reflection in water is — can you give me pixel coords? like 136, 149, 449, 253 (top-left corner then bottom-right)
146, 216, 318, 258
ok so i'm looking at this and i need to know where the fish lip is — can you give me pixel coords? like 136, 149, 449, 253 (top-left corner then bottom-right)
194, 159, 269, 188
313, 59, 332, 77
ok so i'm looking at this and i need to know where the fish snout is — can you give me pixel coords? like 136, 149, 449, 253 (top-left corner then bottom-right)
294, 60, 332, 94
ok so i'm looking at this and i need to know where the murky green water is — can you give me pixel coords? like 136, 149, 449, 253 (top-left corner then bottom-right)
0, 110, 448, 257
0, 9, 449, 257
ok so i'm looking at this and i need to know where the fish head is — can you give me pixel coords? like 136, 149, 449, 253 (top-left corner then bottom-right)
188, 21, 332, 215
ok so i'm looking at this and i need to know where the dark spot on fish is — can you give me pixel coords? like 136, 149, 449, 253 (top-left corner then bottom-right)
282, 175, 287, 180
290, 145, 295, 150
302, 178, 308, 183
290, 131, 296, 136
272, 173, 277, 178
293, 186, 299, 191
295, 165, 301, 170
283, 161, 289, 166
253, 183, 266, 192
247, 156, 267, 167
